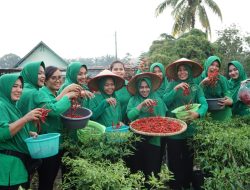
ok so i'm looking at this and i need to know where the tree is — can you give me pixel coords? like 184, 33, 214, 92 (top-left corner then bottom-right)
155, 0, 222, 37
214, 24, 250, 75
149, 29, 216, 66
0, 53, 21, 68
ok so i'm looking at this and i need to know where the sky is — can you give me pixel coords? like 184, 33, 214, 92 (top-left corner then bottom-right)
0, 0, 249, 59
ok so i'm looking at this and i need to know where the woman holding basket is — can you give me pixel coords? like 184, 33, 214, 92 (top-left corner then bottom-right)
163, 58, 208, 190
127, 72, 167, 182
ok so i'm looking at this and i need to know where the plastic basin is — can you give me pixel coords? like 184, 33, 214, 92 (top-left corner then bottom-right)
105, 125, 129, 142
171, 103, 201, 120
206, 98, 225, 111
61, 107, 92, 129
77, 120, 106, 142
25, 133, 60, 159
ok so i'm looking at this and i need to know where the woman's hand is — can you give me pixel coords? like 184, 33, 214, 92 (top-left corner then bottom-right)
218, 97, 233, 106
174, 82, 189, 91
137, 99, 156, 110
80, 90, 95, 99
65, 91, 80, 99
200, 77, 210, 86
142, 99, 156, 107
29, 131, 38, 138
23, 108, 43, 122
106, 97, 117, 106
184, 111, 199, 121
65, 83, 83, 93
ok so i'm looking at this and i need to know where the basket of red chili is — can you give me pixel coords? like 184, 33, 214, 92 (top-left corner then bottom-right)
129, 116, 187, 136
61, 107, 92, 129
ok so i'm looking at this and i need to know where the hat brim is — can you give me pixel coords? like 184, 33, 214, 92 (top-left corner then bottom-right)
88, 74, 125, 92
127, 72, 162, 95
166, 59, 203, 80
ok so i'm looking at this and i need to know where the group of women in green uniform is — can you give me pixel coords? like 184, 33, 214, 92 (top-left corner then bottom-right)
0, 56, 248, 190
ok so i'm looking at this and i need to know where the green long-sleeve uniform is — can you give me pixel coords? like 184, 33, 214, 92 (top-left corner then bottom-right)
89, 77, 122, 127
115, 80, 131, 122
39, 86, 71, 145
195, 56, 232, 121
127, 78, 167, 146
16, 61, 71, 132
0, 74, 30, 186
228, 61, 250, 116
150, 62, 168, 98
163, 81, 208, 139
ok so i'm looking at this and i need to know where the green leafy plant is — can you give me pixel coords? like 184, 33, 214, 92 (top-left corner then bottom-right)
192, 116, 250, 189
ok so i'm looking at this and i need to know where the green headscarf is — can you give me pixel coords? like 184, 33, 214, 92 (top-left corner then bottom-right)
202, 55, 221, 77
21, 61, 45, 89
176, 64, 194, 84
128, 77, 167, 118
150, 62, 168, 98
228, 61, 247, 102
0, 74, 29, 153
0, 74, 23, 115
65, 62, 87, 84
59, 61, 88, 92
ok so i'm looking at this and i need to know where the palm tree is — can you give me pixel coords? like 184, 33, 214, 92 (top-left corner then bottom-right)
155, 0, 222, 37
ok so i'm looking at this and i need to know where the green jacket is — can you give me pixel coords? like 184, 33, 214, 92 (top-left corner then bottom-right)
195, 56, 232, 121
39, 86, 71, 146
150, 62, 168, 98
115, 80, 131, 122
228, 61, 250, 116
59, 62, 90, 108
17, 61, 70, 132
163, 65, 208, 139
127, 78, 167, 146
89, 77, 122, 127
0, 74, 29, 186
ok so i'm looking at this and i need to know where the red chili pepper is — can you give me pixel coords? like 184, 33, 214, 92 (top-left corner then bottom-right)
116, 123, 121, 129
208, 67, 219, 86
183, 87, 190, 96
35, 108, 51, 133
130, 117, 182, 134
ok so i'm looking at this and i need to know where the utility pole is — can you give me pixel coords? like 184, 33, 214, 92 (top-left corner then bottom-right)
115, 31, 117, 59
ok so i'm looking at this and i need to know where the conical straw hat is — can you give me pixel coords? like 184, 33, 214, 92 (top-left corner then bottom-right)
127, 72, 162, 95
88, 69, 125, 91
166, 58, 203, 80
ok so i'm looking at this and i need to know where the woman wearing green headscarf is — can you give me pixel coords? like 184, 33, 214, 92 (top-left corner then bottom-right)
0, 74, 42, 189
150, 62, 169, 98
88, 70, 124, 127
16, 61, 81, 190
126, 72, 167, 182
227, 61, 250, 116
163, 58, 208, 190
59, 61, 94, 109
195, 55, 233, 121
110, 60, 131, 124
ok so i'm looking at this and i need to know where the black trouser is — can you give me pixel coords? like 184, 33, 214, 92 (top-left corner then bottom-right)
129, 136, 162, 178
0, 185, 19, 190
37, 150, 63, 190
166, 138, 194, 190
